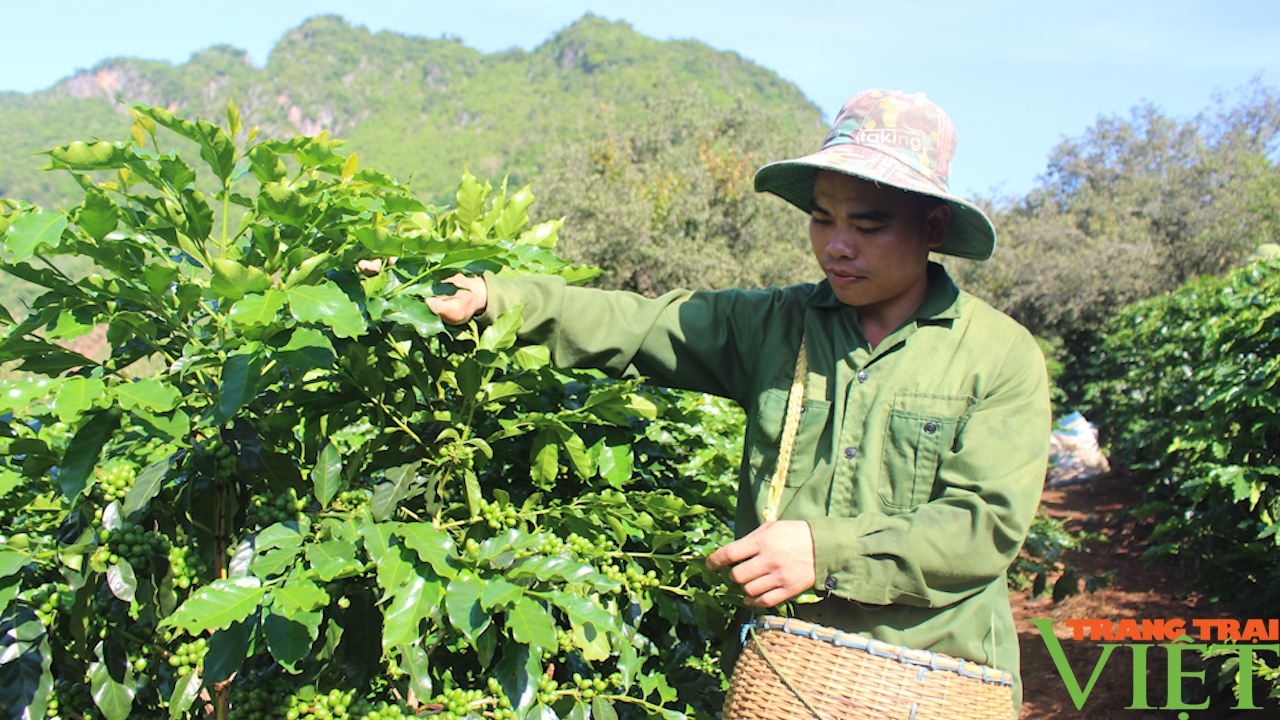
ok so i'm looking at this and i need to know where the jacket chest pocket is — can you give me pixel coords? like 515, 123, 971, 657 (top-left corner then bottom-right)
747, 388, 832, 491
879, 394, 971, 510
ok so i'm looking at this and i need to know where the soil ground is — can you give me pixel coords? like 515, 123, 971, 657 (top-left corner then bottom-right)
1013, 476, 1279, 719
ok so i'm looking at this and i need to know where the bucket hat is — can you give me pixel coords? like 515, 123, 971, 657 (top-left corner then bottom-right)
755, 89, 996, 261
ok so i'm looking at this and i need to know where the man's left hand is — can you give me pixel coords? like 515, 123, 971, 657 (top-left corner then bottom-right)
705, 521, 815, 608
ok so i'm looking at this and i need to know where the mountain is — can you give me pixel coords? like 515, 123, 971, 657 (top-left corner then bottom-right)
0, 14, 822, 209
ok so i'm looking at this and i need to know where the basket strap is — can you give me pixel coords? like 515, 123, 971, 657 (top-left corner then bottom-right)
748, 623, 830, 720
762, 337, 807, 522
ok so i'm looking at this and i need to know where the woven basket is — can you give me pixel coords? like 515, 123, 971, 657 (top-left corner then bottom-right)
722, 617, 1015, 720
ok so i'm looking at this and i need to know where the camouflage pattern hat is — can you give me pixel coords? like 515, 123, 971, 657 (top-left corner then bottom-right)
755, 89, 996, 261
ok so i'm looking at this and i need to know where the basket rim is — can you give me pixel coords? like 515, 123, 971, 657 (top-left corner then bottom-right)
743, 615, 1015, 687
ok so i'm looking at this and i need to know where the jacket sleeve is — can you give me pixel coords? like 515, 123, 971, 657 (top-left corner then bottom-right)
806, 334, 1050, 608
483, 272, 799, 405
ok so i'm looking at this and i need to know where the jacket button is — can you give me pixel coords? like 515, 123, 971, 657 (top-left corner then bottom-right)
923, 421, 938, 434
856, 370, 869, 383
843, 447, 857, 460
824, 575, 838, 591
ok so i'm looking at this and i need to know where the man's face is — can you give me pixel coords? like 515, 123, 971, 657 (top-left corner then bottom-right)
809, 170, 949, 318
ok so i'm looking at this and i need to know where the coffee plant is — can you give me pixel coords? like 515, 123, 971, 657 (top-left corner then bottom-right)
1080, 253, 1280, 701
0, 102, 741, 719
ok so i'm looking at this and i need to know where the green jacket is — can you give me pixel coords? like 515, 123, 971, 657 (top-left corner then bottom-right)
483, 262, 1050, 708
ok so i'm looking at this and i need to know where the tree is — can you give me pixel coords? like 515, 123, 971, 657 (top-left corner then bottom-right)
533, 88, 825, 296
947, 79, 1280, 344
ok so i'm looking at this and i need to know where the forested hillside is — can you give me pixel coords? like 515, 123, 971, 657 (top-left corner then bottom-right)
0, 13, 822, 212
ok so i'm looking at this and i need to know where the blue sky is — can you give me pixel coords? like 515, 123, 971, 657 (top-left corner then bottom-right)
3, 0, 1278, 199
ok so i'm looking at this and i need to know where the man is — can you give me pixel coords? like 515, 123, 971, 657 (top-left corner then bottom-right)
428, 89, 1050, 710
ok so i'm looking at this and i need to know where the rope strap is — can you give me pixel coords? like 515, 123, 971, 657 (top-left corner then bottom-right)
762, 339, 807, 522
748, 623, 829, 720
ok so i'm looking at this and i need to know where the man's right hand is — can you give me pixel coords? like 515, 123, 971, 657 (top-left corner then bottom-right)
427, 273, 488, 325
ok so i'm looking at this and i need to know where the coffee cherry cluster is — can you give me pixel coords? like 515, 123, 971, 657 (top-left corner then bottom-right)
207, 437, 237, 477
42, 421, 74, 445
570, 673, 614, 701
533, 670, 561, 706
29, 585, 62, 626
334, 487, 373, 512
357, 701, 408, 720
556, 627, 576, 652
684, 652, 724, 678
601, 563, 661, 593
229, 683, 277, 720
95, 523, 170, 570
246, 488, 307, 527
284, 687, 356, 720
429, 687, 487, 720
535, 532, 595, 557
97, 463, 136, 503
485, 677, 516, 720
168, 637, 207, 676
89, 592, 130, 640
478, 497, 519, 530
168, 544, 208, 590
45, 679, 100, 720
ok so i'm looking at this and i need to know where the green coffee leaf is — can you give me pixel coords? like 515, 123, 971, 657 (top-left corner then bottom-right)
382, 568, 442, 649
205, 620, 252, 684
5, 210, 67, 262
494, 184, 535, 239
379, 295, 445, 338
248, 145, 286, 184
1, 376, 62, 415
227, 99, 242, 138
352, 225, 404, 255
89, 656, 135, 720
518, 218, 563, 249
51, 377, 104, 423
194, 119, 236, 184
276, 327, 337, 376
455, 170, 488, 229
309, 443, 343, 510
398, 524, 455, 578
77, 187, 119, 241
121, 455, 171, 519
112, 378, 181, 413
305, 539, 360, 581
592, 697, 619, 720
371, 462, 419, 522
557, 426, 592, 480
168, 670, 201, 720
283, 252, 334, 288
508, 596, 557, 652
229, 290, 287, 327
161, 577, 267, 634
444, 571, 487, 642
272, 579, 329, 614
264, 610, 319, 673
287, 283, 366, 339
479, 306, 523, 352
212, 352, 262, 426
0, 548, 29, 578
212, 258, 272, 300
46, 140, 128, 170
397, 644, 434, 703
59, 407, 121, 499
530, 429, 558, 485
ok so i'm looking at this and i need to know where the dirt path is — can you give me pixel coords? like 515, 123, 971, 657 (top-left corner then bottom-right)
1013, 478, 1278, 718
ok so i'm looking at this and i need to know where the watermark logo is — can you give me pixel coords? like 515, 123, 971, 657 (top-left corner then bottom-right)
1032, 618, 1279, 716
